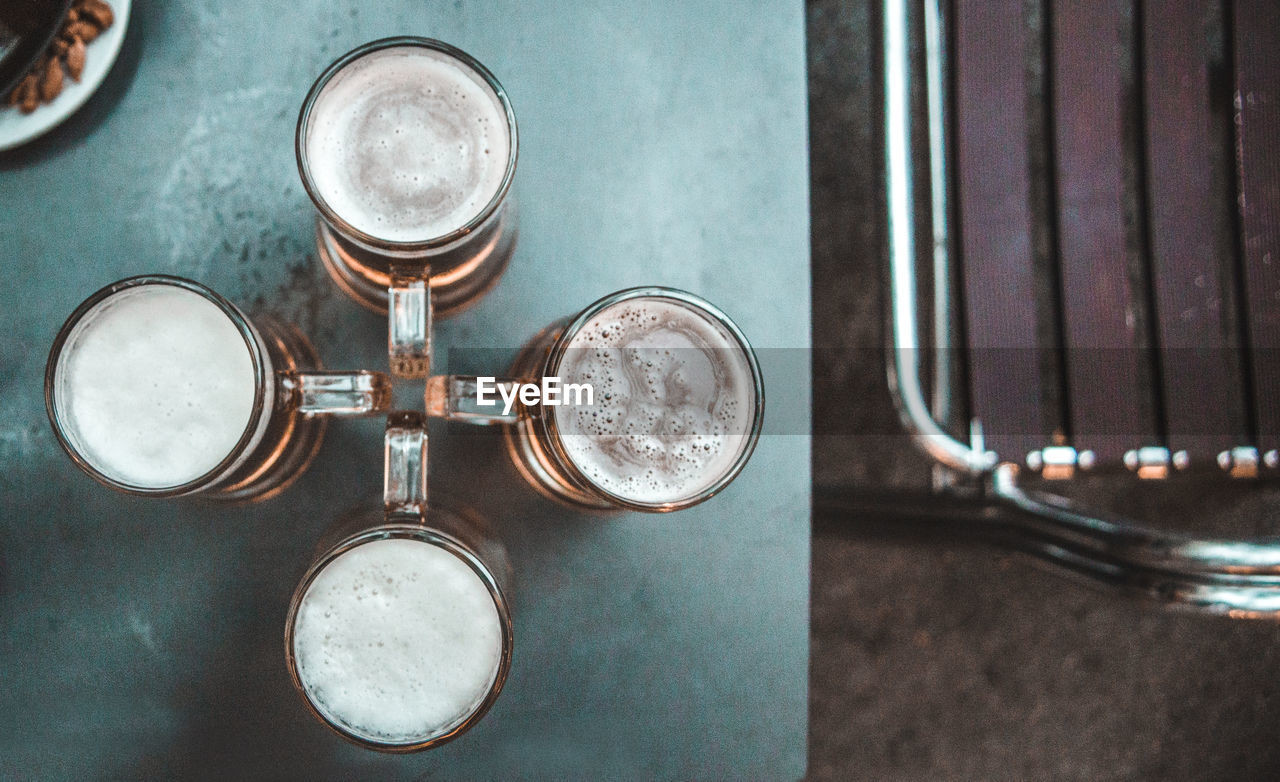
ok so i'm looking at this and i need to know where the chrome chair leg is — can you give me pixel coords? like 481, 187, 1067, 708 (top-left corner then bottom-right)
879, 0, 1280, 617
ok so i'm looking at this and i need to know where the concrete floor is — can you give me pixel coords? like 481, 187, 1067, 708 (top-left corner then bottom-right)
806, 1, 1280, 779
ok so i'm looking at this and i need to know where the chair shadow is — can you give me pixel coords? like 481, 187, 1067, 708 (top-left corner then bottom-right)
112, 422, 376, 779
121, 570, 342, 780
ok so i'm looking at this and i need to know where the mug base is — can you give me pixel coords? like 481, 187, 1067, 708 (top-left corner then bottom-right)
213, 317, 327, 503
502, 328, 615, 511
315, 215, 515, 318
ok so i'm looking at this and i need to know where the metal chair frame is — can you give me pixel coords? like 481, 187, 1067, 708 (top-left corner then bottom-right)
872, 0, 1280, 617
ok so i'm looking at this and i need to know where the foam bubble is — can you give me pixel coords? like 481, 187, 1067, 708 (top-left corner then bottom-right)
292, 538, 503, 745
55, 285, 258, 489
304, 45, 511, 242
553, 296, 757, 505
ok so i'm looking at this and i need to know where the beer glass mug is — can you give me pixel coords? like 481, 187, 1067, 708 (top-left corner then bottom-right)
284, 412, 514, 751
295, 37, 518, 377
46, 275, 391, 501
425, 287, 766, 512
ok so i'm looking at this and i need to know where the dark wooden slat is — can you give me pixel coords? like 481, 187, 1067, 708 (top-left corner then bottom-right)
1052, 0, 1158, 464
955, 0, 1051, 462
1143, 0, 1246, 461
1233, 0, 1280, 452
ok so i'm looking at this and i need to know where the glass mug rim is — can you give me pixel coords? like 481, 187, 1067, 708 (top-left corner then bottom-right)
44, 274, 272, 498
283, 522, 515, 752
534, 285, 767, 512
294, 35, 520, 254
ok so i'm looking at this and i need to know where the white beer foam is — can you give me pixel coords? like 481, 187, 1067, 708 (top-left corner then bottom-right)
57, 285, 258, 489
305, 45, 510, 243
292, 538, 503, 745
553, 297, 757, 505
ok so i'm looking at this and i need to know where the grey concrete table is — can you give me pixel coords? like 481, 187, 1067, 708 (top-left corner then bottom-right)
0, 2, 810, 779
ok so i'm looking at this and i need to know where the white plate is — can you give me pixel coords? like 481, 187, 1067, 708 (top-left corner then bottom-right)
0, 0, 131, 152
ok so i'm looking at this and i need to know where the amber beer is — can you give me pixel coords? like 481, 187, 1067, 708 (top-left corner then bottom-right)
284, 414, 513, 751
46, 276, 390, 499
288, 531, 507, 747
296, 37, 518, 316
502, 287, 766, 511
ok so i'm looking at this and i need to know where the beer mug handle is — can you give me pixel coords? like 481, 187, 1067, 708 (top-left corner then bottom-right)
389, 265, 431, 379
424, 375, 526, 425
384, 411, 428, 517
279, 370, 392, 416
